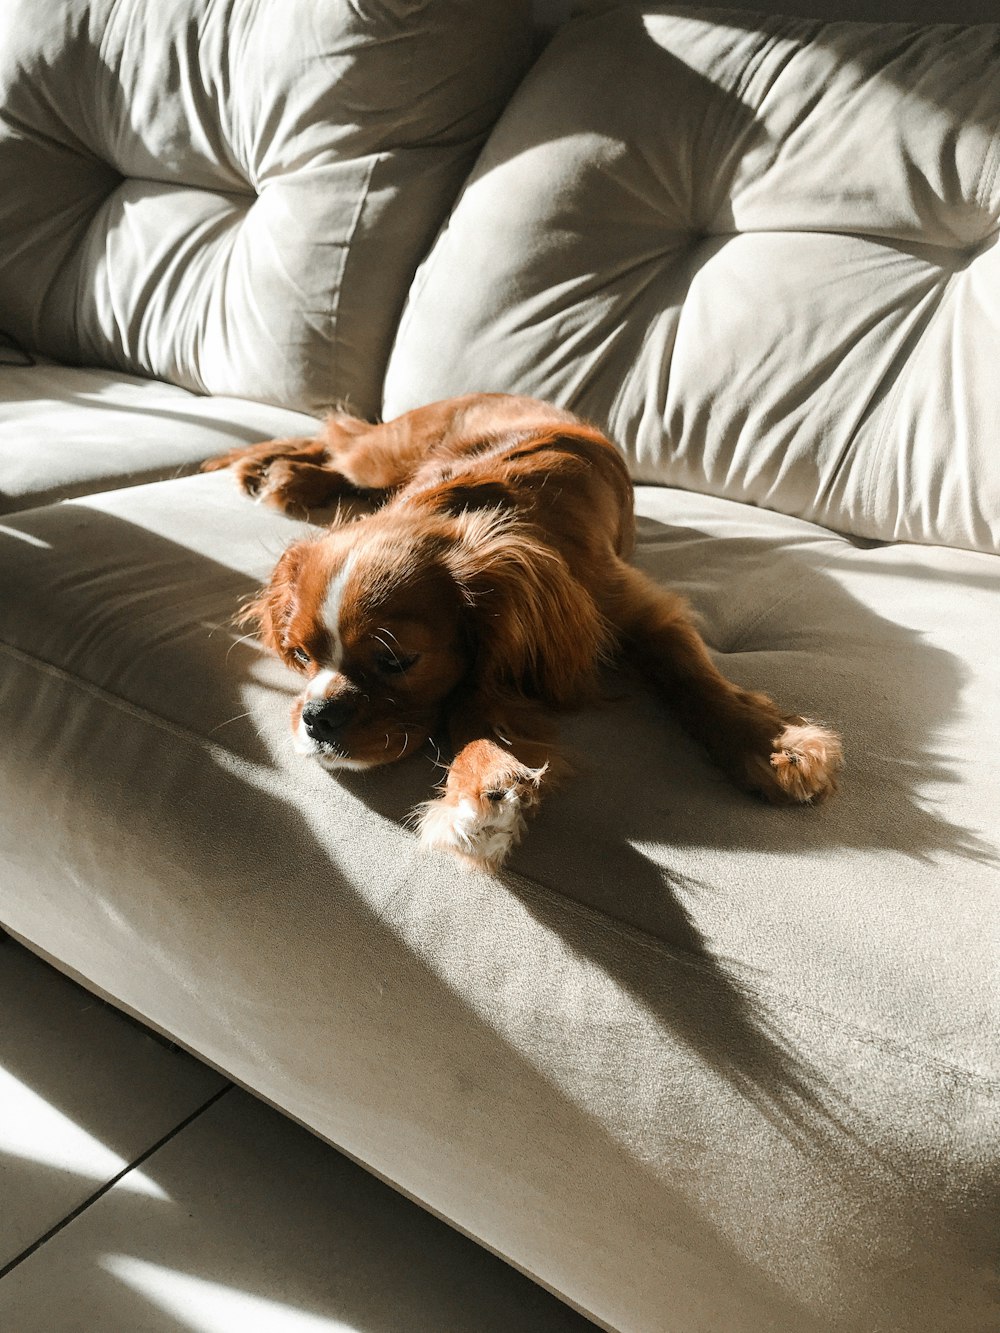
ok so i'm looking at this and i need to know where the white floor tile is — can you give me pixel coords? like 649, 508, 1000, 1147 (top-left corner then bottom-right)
0, 940, 226, 1270
0, 1086, 595, 1332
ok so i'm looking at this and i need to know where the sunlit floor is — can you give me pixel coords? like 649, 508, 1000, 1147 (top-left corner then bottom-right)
0, 936, 596, 1332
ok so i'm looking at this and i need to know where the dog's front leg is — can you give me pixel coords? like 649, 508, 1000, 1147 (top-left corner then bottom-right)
415, 695, 559, 871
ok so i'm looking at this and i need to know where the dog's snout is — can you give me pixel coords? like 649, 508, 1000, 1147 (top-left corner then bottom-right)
302, 696, 355, 741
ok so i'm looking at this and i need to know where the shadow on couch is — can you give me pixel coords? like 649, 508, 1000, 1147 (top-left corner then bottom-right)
336, 519, 996, 1155
1, 502, 994, 1332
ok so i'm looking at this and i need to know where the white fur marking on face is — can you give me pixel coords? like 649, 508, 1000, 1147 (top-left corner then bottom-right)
305, 668, 338, 702
320, 551, 357, 670
293, 712, 317, 754
316, 754, 376, 772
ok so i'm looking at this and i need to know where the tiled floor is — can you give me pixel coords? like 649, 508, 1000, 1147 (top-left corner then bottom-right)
0, 936, 596, 1332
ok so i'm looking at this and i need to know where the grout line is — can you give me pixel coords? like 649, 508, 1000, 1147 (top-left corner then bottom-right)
0, 1083, 234, 1281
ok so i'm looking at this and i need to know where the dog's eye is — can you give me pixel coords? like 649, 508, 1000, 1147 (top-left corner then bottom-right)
290, 647, 311, 667
374, 650, 419, 676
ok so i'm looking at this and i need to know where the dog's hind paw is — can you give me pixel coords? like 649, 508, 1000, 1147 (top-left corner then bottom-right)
765, 721, 843, 804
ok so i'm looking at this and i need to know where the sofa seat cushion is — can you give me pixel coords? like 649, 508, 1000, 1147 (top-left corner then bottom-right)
384, 8, 1000, 552
0, 472, 996, 1332
0, 0, 531, 417
0, 361, 318, 514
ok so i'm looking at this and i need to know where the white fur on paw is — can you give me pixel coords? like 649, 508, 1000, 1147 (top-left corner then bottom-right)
256, 470, 288, 506
769, 721, 843, 803
417, 791, 527, 870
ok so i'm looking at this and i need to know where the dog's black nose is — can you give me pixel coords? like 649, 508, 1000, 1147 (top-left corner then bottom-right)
302, 696, 355, 742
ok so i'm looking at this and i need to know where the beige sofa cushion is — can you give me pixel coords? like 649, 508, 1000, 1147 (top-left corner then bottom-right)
1, 471, 996, 1331
384, 8, 1000, 552
0, 362, 318, 514
0, 0, 531, 418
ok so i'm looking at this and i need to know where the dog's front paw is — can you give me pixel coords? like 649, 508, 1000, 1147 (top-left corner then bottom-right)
759, 720, 843, 804
415, 765, 545, 871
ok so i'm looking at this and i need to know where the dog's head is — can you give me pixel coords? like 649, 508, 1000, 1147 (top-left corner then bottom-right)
243, 506, 608, 769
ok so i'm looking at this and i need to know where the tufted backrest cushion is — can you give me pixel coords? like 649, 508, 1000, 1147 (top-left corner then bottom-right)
0, 0, 531, 418
384, 8, 1000, 552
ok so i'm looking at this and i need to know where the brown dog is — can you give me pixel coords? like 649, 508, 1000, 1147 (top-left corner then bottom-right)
205, 394, 841, 868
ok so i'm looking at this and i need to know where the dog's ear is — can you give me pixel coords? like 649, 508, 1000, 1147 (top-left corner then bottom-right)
444, 512, 609, 706
236, 539, 310, 660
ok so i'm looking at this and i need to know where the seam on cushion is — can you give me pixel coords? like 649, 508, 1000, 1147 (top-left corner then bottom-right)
4, 637, 995, 1096
698, 27, 788, 231
501, 866, 999, 1095
716, 18, 795, 121
858, 271, 955, 539
700, 17, 818, 234
69, 187, 121, 364
860, 107, 1000, 534
975, 113, 1000, 223
0, 121, 123, 356
0, 638, 250, 760
98, 0, 131, 91
1, 112, 105, 163
328, 152, 381, 407
714, 547, 842, 654
724, 17, 806, 127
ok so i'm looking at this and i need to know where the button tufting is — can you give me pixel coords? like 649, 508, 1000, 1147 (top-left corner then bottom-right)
384, 10, 1000, 554
0, 0, 534, 415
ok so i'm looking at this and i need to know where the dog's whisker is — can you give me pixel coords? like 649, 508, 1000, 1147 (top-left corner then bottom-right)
372, 631, 405, 671
207, 710, 255, 735
426, 739, 449, 772
225, 632, 260, 663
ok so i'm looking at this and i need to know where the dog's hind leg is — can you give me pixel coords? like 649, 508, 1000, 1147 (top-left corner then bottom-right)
222, 405, 456, 502
202, 410, 400, 514
201, 432, 365, 511
605, 561, 842, 804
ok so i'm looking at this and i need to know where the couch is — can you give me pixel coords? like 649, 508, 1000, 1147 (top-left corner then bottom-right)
1, 2, 997, 1329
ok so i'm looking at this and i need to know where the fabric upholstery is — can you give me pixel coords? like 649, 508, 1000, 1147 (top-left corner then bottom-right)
384, 8, 1000, 553
0, 362, 317, 514
1, 472, 996, 1332
573, 0, 1000, 21
0, 0, 532, 417
2, 5, 998, 1330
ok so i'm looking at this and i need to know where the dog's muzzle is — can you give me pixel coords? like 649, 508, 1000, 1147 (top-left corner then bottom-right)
301, 696, 356, 745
